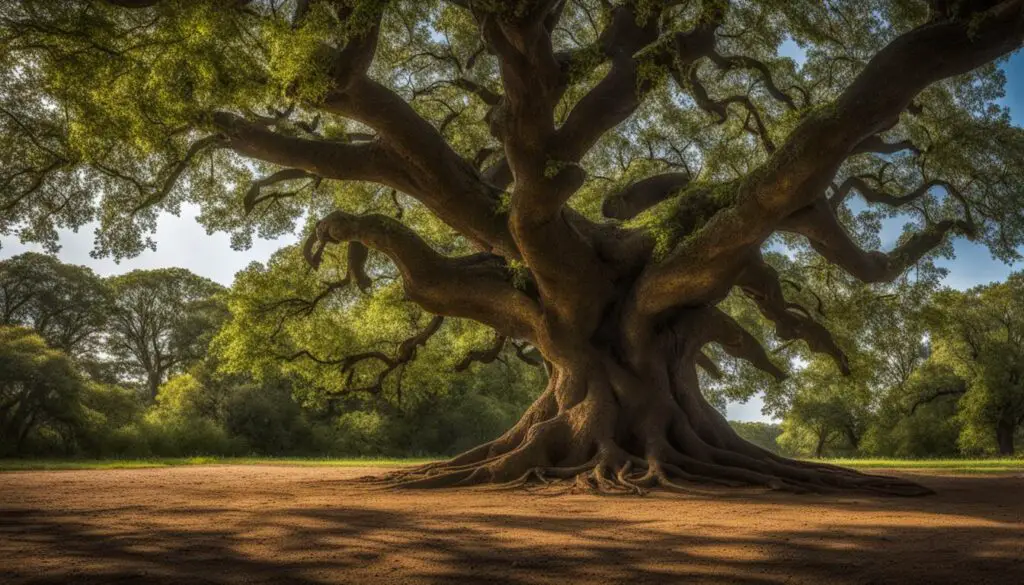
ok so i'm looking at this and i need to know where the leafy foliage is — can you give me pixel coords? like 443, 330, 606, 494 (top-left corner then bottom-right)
927, 274, 1024, 455
105, 267, 226, 398
0, 326, 90, 455
0, 252, 110, 355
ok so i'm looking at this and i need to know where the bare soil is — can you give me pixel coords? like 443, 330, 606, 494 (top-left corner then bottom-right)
1, 465, 1022, 584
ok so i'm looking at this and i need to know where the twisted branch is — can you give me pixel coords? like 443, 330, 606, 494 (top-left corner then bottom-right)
783, 198, 974, 284
736, 255, 850, 375
303, 211, 542, 341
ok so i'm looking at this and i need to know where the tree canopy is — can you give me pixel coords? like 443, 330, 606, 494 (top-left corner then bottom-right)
927, 275, 1024, 454
0, 326, 90, 454
2, 0, 1023, 494
105, 268, 226, 399
0, 252, 110, 355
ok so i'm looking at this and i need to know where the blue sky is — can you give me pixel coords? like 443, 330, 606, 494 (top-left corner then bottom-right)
1, 44, 1021, 423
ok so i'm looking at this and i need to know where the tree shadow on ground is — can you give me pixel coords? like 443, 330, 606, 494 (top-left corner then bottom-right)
1, 472, 1021, 585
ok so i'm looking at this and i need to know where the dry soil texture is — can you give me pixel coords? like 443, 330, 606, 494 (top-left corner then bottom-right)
1, 465, 1022, 584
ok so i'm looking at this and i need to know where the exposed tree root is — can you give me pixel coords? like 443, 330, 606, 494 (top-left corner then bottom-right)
365, 408, 933, 498
369, 448, 931, 497
363, 348, 934, 498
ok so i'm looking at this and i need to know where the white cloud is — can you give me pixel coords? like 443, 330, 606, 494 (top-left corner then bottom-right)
0, 204, 296, 286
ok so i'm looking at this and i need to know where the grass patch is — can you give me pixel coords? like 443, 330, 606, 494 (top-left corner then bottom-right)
818, 458, 1024, 474
2, 457, 1021, 474
0, 457, 435, 472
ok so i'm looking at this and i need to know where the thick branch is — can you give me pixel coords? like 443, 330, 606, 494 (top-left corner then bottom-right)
681, 64, 776, 153
629, 2, 1023, 316
325, 76, 517, 256
274, 5, 520, 257
697, 308, 787, 382
303, 211, 542, 341
602, 172, 690, 220
830, 176, 948, 210
850, 135, 921, 156
212, 112, 403, 185
708, 51, 797, 109
551, 2, 672, 162
695, 351, 723, 379
909, 385, 966, 415
554, 0, 725, 167
736, 255, 850, 374
452, 78, 502, 106
242, 168, 319, 214
454, 335, 507, 371
782, 199, 973, 283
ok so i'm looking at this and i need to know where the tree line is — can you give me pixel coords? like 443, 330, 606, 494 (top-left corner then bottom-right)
0, 251, 543, 457
736, 262, 1024, 459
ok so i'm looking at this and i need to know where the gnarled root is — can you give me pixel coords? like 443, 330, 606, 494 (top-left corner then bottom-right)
365, 390, 933, 497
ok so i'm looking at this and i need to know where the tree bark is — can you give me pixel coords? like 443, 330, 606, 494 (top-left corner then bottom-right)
814, 432, 829, 459
996, 419, 1015, 456
377, 317, 932, 496
147, 374, 161, 402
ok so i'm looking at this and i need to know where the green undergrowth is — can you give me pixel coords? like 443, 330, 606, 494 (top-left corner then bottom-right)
819, 458, 1024, 474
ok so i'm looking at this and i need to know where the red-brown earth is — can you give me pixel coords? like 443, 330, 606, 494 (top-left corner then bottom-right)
1, 465, 1022, 584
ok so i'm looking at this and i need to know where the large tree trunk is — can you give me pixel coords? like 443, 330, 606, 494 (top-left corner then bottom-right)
814, 431, 829, 459
16, 409, 37, 453
996, 420, 1015, 456
380, 321, 932, 496
146, 373, 161, 402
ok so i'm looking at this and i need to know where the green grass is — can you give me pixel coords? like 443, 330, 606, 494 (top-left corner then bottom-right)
818, 458, 1024, 474
1, 457, 1021, 474
0, 456, 435, 472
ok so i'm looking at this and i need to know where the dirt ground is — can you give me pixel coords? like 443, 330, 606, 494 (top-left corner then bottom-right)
1, 466, 1022, 585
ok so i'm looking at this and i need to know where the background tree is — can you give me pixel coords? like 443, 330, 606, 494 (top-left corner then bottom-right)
927, 275, 1024, 455
728, 421, 786, 455
105, 268, 226, 400
0, 252, 110, 356
770, 259, 939, 457
778, 356, 873, 458
862, 360, 965, 457
0, 326, 89, 455
1, 0, 1023, 493
216, 243, 548, 455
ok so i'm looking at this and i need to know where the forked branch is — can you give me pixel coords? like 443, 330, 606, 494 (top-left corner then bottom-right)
737, 255, 850, 374
454, 335, 507, 371
783, 199, 974, 284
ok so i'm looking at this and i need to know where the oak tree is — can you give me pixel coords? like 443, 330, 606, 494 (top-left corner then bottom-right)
105, 269, 226, 399
0, 326, 89, 454
927, 274, 1024, 455
0, 252, 110, 356
2, 0, 1023, 494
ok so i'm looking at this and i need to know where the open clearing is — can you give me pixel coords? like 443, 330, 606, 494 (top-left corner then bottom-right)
1, 465, 1022, 584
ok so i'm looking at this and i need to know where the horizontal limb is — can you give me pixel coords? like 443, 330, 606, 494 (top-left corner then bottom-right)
303, 211, 542, 342
782, 198, 973, 284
